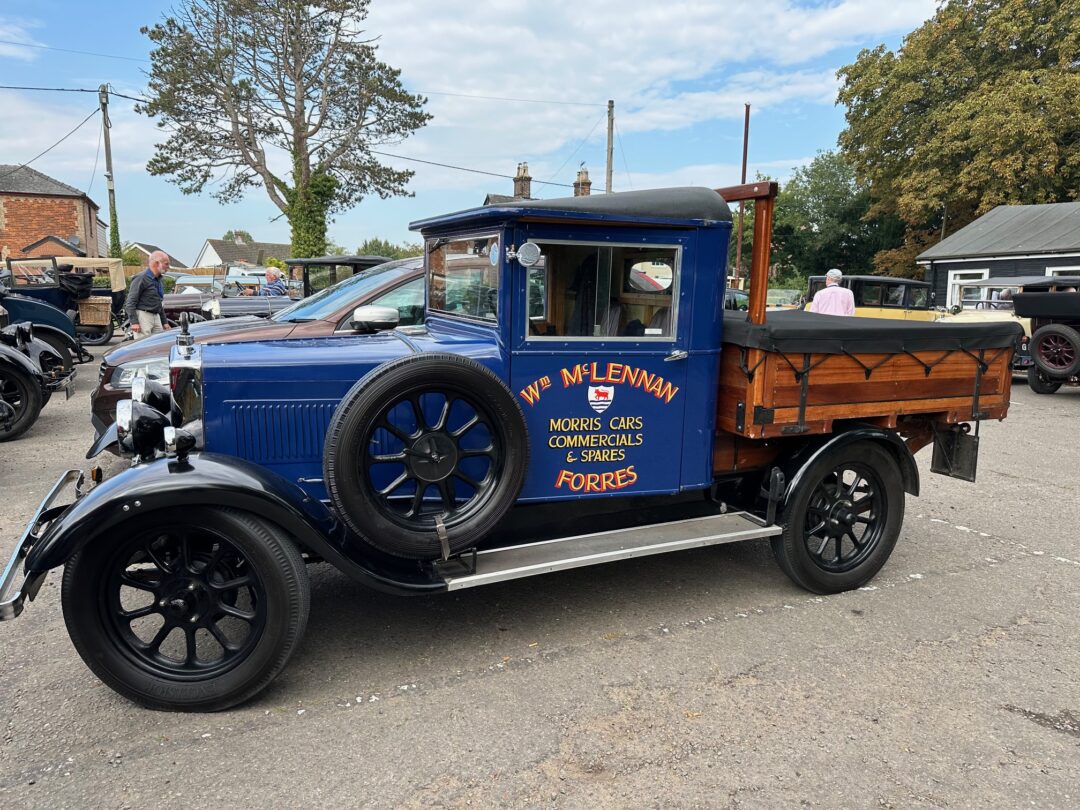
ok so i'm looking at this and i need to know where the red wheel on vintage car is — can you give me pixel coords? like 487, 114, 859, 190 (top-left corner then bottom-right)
1031, 324, 1080, 378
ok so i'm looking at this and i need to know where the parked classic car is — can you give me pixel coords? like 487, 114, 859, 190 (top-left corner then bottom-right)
0, 319, 76, 441
1011, 275, 1080, 394
90, 257, 424, 435
1, 184, 1020, 711
806, 274, 938, 320
2, 257, 126, 347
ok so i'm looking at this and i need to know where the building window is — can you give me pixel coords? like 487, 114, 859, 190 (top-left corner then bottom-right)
946, 268, 988, 308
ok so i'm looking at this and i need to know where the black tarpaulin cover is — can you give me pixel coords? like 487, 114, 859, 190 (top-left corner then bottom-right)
722, 310, 1023, 354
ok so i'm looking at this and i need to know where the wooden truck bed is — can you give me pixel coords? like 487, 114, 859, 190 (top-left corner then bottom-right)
715, 310, 1019, 441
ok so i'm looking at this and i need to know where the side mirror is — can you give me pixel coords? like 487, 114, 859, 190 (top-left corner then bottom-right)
350, 305, 400, 333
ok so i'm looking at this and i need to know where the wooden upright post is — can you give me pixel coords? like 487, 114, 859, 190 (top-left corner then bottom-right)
714, 181, 778, 325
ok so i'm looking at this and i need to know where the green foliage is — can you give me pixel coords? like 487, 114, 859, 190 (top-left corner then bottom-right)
162, 275, 176, 293
222, 229, 254, 243
838, 0, 1080, 272
120, 242, 145, 267
264, 256, 286, 270
356, 237, 423, 260
108, 206, 122, 259
772, 151, 903, 277
139, 0, 431, 260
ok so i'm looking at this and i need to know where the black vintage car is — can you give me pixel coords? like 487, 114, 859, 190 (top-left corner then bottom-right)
1012, 276, 1080, 394
0, 313, 77, 441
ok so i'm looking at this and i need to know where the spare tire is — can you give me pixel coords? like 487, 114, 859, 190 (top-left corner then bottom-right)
1031, 323, 1080, 378
324, 353, 529, 559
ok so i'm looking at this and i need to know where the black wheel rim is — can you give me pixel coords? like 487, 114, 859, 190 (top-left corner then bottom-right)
0, 371, 27, 425
802, 463, 886, 573
1037, 334, 1075, 371
361, 386, 503, 532
101, 527, 267, 680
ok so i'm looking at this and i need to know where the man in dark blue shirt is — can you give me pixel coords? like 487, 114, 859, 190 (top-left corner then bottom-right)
126, 251, 170, 338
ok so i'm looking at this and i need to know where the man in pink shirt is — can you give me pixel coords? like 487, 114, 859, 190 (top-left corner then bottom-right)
810, 268, 856, 316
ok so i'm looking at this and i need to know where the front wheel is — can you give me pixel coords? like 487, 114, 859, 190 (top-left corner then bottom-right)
771, 441, 904, 594
61, 508, 310, 712
0, 364, 43, 441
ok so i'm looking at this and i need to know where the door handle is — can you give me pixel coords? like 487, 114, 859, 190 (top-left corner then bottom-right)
664, 349, 688, 362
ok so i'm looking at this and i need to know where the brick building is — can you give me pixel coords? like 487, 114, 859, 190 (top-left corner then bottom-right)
0, 165, 105, 260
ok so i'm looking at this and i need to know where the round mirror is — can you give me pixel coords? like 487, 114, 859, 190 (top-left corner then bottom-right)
516, 242, 542, 268
629, 260, 673, 292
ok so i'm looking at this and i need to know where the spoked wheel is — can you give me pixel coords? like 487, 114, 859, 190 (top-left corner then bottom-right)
1027, 367, 1062, 395
79, 316, 115, 346
62, 508, 309, 711
0, 365, 43, 442
772, 441, 904, 593
325, 354, 529, 559
1031, 324, 1080, 378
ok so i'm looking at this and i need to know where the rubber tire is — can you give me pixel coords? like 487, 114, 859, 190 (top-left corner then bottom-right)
1027, 367, 1062, 395
1031, 323, 1080, 378
324, 353, 529, 559
61, 508, 310, 712
771, 441, 904, 594
80, 318, 115, 346
0, 364, 43, 442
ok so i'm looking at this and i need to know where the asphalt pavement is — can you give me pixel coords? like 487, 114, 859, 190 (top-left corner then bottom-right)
1, 347, 1078, 808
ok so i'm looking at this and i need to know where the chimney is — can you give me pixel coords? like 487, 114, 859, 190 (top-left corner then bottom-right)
573, 164, 592, 197
513, 162, 532, 199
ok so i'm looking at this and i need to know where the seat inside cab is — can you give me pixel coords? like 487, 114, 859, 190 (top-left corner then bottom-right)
527, 243, 676, 338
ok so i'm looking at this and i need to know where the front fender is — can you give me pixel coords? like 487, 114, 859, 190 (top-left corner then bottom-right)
30, 324, 85, 362
0, 344, 44, 383
780, 426, 920, 509
26, 452, 444, 595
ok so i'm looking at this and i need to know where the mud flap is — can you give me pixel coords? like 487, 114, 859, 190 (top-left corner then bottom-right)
930, 424, 979, 483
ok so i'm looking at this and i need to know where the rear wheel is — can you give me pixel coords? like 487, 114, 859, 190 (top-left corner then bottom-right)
62, 508, 309, 712
79, 317, 115, 346
1031, 324, 1080, 378
0, 364, 43, 441
772, 441, 904, 594
1027, 368, 1062, 395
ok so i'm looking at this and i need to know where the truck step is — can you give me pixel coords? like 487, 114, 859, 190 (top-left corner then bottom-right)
442, 512, 781, 590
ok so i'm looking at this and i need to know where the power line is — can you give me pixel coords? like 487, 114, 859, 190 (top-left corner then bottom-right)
0, 38, 148, 62
614, 120, 633, 191
420, 89, 603, 107
87, 114, 104, 195
547, 112, 606, 184
369, 150, 574, 188
0, 108, 100, 181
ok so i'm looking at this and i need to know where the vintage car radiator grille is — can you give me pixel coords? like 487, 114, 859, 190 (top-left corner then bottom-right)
229, 400, 338, 463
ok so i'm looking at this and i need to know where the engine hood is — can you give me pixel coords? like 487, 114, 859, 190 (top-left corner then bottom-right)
104, 316, 295, 366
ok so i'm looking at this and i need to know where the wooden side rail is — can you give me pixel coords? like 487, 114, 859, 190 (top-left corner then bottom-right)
714, 181, 778, 326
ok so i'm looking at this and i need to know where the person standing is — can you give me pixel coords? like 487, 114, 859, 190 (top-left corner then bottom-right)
126, 250, 170, 338
809, 268, 856, 316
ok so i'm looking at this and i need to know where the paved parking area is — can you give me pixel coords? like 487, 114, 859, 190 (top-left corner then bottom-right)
1, 351, 1078, 808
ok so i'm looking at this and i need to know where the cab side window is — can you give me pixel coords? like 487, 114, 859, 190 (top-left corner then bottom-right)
882, 283, 905, 307
908, 287, 928, 309
527, 243, 678, 339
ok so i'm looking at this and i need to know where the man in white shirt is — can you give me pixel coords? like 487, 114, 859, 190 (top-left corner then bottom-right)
809, 268, 856, 316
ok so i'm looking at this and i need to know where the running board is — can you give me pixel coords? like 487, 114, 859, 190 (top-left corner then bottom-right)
442, 512, 781, 591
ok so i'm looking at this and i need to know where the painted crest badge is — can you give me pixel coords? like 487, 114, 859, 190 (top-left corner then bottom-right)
587, 385, 614, 414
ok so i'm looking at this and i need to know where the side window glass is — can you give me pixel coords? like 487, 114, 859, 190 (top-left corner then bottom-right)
527, 243, 678, 339
908, 287, 928, 308
859, 282, 883, 306
372, 278, 425, 326
883, 283, 905, 307
428, 234, 500, 321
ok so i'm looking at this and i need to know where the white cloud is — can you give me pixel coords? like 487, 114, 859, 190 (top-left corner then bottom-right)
0, 17, 41, 61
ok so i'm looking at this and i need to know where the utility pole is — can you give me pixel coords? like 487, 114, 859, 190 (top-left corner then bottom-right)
605, 99, 614, 194
733, 103, 750, 282
98, 84, 121, 258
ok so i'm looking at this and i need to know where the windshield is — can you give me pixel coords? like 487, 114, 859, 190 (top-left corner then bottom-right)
428, 234, 501, 321
271, 258, 420, 322
956, 284, 1017, 311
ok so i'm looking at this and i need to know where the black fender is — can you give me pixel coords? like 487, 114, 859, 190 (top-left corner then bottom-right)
25, 452, 445, 595
30, 324, 89, 364
779, 425, 920, 510
0, 343, 45, 383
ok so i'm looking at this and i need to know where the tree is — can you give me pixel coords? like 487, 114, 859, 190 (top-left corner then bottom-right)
772, 151, 903, 277
357, 237, 422, 260
221, 229, 254, 243
120, 242, 145, 267
838, 0, 1080, 272
139, 0, 431, 258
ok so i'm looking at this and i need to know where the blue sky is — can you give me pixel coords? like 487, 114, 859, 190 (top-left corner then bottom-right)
0, 1, 936, 266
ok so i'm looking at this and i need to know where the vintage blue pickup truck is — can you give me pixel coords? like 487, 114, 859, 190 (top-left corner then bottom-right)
0, 184, 1022, 711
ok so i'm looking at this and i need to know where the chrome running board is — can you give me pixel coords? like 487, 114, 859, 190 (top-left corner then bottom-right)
442, 512, 780, 591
